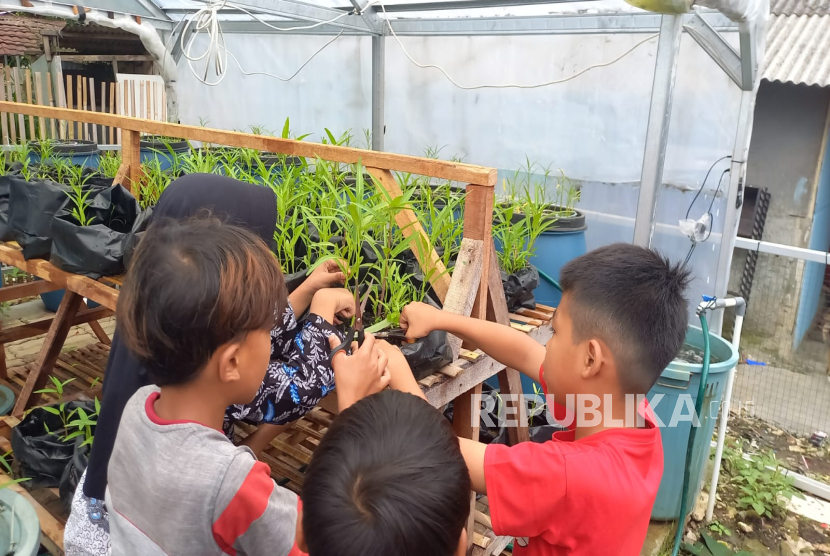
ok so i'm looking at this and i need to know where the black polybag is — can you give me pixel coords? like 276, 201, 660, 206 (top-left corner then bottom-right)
443, 384, 508, 445
0, 162, 23, 241
7, 176, 71, 260
401, 329, 453, 381
284, 265, 309, 294
122, 206, 153, 270
59, 437, 91, 513
50, 184, 140, 278
11, 401, 95, 488
501, 265, 540, 312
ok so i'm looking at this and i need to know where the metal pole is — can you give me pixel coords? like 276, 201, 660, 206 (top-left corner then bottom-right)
371, 35, 386, 151
632, 14, 683, 247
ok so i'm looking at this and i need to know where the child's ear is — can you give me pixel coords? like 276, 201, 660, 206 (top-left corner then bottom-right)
295, 507, 308, 553
217, 342, 242, 384
455, 529, 467, 556
581, 339, 604, 379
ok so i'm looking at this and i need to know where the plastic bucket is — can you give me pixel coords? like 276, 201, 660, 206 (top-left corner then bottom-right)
28, 140, 100, 169
648, 325, 738, 520
140, 136, 190, 172
36, 278, 99, 312
0, 489, 41, 556
527, 209, 587, 308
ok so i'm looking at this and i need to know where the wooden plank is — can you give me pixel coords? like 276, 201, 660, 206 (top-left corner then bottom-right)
463, 185, 495, 323
440, 238, 484, 358
5, 69, 17, 144
508, 313, 543, 326
0, 307, 112, 343
89, 78, 97, 144
66, 75, 74, 139
453, 381, 482, 551
516, 307, 553, 321
0, 279, 61, 303
121, 129, 141, 195
534, 303, 557, 313
12, 291, 84, 416
438, 364, 464, 378
60, 54, 154, 62
24, 68, 35, 139
34, 71, 46, 139
114, 82, 121, 144
460, 349, 480, 362
365, 166, 451, 302
11, 67, 25, 142
88, 319, 111, 345
80, 75, 87, 139
46, 71, 56, 139
66, 274, 119, 311
108, 81, 115, 144
0, 101, 497, 186
0, 471, 64, 555
0, 69, 9, 145
510, 322, 534, 333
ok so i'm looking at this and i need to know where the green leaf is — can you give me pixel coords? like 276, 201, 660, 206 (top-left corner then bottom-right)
282, 117, 290, 139
701, 532, 733, 556
41, 406, 61, 416
752, 501, 766, 516
681, 542, 710, 556
63, 431, 84, 442
80, 437, 94, 448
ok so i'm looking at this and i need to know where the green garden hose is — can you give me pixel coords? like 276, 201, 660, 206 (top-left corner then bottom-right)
537, 268, 563, 292
671, 311, 712, 556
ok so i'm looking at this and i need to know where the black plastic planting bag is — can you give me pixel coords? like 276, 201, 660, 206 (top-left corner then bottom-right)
59, 437, 91, 513
50, 184, 140, 278
501, 265, 540, 312
401, 329, 453, 381
284, 265, 309, 294
122, 206, 153, 270
443, 384, 508, 444
7, 176, 71, 260
0, 162, 23, 241
11, 401, 94, 488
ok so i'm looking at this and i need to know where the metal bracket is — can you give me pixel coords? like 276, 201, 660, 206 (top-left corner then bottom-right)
684, 12, 742, 88
349, 0, 385, 34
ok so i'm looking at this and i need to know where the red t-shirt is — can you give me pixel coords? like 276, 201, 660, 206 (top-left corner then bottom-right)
483, 367, 663, 555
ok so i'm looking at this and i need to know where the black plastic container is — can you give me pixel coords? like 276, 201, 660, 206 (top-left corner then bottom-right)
501, 265, 540, 312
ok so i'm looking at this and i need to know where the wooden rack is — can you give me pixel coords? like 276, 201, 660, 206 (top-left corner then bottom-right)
0, 100, 546, 554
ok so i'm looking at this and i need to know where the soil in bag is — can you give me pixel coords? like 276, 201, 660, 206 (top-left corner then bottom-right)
401, 329, 453, 381
59, 437, 91, 513
0, 162, 23, 242
501, 264, 540, 312
11, 401, 95, 488
8, 176, 74, 260
50, 184, 141, 278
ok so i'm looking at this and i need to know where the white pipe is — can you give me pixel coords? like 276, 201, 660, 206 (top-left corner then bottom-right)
0, 2, 178, 119
705, 298, 745, 522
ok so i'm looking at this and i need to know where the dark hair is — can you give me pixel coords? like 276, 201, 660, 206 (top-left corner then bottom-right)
117, 217, 286, 386
559, 243, 691, 393
302, 390, 471, 556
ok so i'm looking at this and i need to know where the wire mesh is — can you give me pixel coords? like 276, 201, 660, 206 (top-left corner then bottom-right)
726, 249, 830, 437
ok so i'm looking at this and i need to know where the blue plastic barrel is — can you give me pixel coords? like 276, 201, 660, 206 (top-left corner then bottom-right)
28, 140, 100, 168
647, 325, 738, 520
36, 278, 99, 312
140, 136, 190, 172
527, 210, 587, 308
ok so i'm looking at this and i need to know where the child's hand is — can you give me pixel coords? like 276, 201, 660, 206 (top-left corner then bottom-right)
329, 334, 390, 411
400, 302, 442, 340
305, 259, 346, 292
376, 340, 428, 401
310, 288, 356, 325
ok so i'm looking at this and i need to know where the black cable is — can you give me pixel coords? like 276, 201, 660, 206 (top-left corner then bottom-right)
683, 242, 696, 266
702, 169, 730, 242
686, 155, 732, 220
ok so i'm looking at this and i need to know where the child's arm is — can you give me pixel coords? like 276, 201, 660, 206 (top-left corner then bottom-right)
309, 288, 356, 325
288, 259, 346, 315
377, 340, 489, 493
400, 302, 546, 383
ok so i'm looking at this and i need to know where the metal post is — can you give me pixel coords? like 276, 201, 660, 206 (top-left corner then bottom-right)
632, 15, 683, 247
371, 35, 386, 151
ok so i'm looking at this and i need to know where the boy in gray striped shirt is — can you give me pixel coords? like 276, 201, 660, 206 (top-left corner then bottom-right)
107, 218, 390, 555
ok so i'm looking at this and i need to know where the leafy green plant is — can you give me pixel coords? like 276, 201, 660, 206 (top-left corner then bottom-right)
682, 532, 750, 556
708, 520, 731, 537
0, 450, 29, 489
138, 158, 172, 209
722, 440, 802, 517
9, 143, 32, 165
65, 397, 99, 447
65, 165, 96, 226
98, 151, 122, 178
35, 376, 76, 433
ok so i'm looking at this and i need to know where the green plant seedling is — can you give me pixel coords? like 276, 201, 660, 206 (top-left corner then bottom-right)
722, 440, 802, 518
98, 151, 122, 178
35, 376, 77, 433
682, 532, 751, 556
708, 520, 731, 537
65, 165, 97, 226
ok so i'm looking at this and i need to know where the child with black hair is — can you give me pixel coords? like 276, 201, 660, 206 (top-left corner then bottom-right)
107, 217, 390, 555
387, 243, 691, 556
297, 389, 471, 556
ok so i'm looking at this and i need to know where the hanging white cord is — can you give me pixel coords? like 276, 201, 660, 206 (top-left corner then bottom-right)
377, 0, 659, 90
180, 0, 351, 86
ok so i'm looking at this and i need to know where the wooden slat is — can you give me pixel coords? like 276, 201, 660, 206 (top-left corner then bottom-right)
0, 101, 497, 185
516, 307, 553, 321
114, 82, 120, 144
464, 185, 495, 323
0, 279, 60, 303
46, 71, 56, 139
66, 75, 74, 139
34, 71, 46, 139
61, 54, 154, 62
441, 238, 484, 358
365, 167, 451, 301
122, 129, 141, 195
24, 68, 35, 139
11, 67, 25, 141
0, 307, 112, 344
534, 303, 556, 313
0, 69, 9, 145
88, 77, 97, 143
79, 75, 86, 139
4, 68, 17, 144
509, 313, 544, 326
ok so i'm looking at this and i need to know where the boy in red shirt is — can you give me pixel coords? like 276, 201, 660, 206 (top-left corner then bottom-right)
382, 243, 690, 555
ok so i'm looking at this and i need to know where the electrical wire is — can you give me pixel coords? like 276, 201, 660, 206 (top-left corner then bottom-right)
179, 0, 353, 86
685, 155, 731, 220
702, 169, 729, 242
377, 0, 659, 90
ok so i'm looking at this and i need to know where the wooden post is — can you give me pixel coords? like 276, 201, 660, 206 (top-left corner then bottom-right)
0, 70, 8, 146
11, 67, 25, 142
12, 291, 84, 416
4, 69, 17, 144
463, 185, 495, 321
121, 129, 141, 194
46, 71, 57, 139
66, 75, 74, 139
34, 71, 46, 139
112, 82, 119, 144
80, 76, 87, 139
24, 68, 35, 139
89, 78, 98, 144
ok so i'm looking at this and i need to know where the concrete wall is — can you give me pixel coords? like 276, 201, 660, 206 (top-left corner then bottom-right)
728, 82, 830, 357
